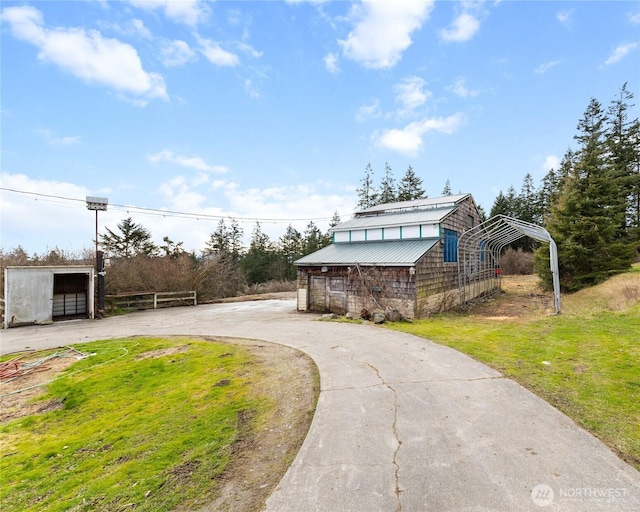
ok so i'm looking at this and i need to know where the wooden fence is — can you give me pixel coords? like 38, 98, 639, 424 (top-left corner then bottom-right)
105, 291, 197, 312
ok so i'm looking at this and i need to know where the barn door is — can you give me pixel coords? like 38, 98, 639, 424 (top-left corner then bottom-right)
309, 276, 327, 312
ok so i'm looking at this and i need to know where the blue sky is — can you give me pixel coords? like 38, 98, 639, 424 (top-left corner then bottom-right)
1, 0, 638, 255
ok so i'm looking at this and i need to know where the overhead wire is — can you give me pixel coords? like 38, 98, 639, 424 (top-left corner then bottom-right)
0, 186, 344, 225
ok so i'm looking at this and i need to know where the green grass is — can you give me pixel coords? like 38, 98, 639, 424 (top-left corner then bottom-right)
0, 337, 269, 511
387, 278, 640, 470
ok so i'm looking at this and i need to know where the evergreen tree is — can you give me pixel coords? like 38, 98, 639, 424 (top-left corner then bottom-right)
328, 211, 342, 228
205, 218, 244, 261
397, 165, 426, 201
378, 162, 397, 204
356, 163, 378, 209
278, 225, 304, 280
160, 236, 185, 259
101, 217, 158, 258
607, 83, 640, 248
242, 222, 276, 284
536, 98, 634, 290
442, 179, 452, 196
303, 221, 330, 255
489, 191, 508, 218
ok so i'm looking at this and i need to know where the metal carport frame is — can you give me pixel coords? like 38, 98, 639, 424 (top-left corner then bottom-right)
457, 215, 560, 314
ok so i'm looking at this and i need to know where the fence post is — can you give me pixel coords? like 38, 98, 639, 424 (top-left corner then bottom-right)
153, 293, 158, 309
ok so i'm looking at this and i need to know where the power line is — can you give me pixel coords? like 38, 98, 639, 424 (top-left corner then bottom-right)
0, 187, 342, 224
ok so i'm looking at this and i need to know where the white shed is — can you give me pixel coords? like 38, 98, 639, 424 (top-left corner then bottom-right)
4, 266, 95, 328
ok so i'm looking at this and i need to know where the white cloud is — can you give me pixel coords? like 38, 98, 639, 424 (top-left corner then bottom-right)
541, 155, 560, 173
36, 129, 82, 146
534, 60, 561, 75
0, 172, 104, 254
197, 36, 239, 67
237, 41, 263, 59
1, 6, 167, 102
324, 52, 340, 73
244, 79, 260, 99
355, 99, 381, 122
0, 172, 356, 255
126, 0, 208, 26
394, 76, 431, 115
161, 40, 196, 67
556, 9, 573, 27
630, 11, 640, 24
448, 77, 479, 98
374, 113, 465, 155
440, 11, 480, 43
131, 19, 152, 39
339, 0, 434, 69
148, 150, 228, 173
604, 42, 638, 65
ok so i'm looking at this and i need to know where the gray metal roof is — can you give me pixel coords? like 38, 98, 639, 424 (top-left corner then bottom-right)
357, 193, 470, 215
295, 239, 439, 267
332, 206, 455, 231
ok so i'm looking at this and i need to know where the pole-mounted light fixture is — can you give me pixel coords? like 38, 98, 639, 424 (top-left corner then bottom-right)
86, 196, 108, 318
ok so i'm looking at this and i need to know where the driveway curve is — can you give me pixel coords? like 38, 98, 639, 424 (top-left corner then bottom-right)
2, 299, 639, 511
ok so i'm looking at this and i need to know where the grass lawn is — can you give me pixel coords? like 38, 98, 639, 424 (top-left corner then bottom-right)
387, 267, 640, 471
0, 337, 270, 511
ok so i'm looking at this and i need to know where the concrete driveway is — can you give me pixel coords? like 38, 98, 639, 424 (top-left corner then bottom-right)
1, 299, 639, 511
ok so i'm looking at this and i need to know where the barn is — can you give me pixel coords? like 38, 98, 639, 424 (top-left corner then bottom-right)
3, 266, 95, 328
295, 194, 497, 319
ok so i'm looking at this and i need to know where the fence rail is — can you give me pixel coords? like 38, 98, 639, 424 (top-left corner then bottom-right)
106, 291, 197, 312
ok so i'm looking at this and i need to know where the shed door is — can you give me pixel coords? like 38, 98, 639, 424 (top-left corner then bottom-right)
309, 276, 327, 312
309, 276, 347, 314
53, 274, 88, 318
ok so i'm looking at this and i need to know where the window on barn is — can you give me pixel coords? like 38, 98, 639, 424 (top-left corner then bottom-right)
443, 229, 458, 262
466, 215, 475, 229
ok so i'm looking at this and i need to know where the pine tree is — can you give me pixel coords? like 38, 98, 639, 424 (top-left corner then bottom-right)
397, 165, 426, 201
101, 217, 158, 258
205, 218, 244, 261
378, 162, 397, 204
242, 222, 276, 284
356, 163, 378, 209
536, 98, 634, 290
442, 179, 452, 196
607, 83, 640, 248
278, 225, 304, 280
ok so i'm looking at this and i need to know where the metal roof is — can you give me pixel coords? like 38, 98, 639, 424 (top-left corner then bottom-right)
332, 206, 455, 231
295, 239, 439, 267
357, 193, 471, 215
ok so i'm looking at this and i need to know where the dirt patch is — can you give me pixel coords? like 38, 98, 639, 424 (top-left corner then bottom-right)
135, 345, 190, 360
466, 275, 556, 319
196, 337, 319, 512
0, 353, 77, 423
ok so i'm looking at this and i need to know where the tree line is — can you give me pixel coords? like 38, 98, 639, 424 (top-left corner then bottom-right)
355, 162, 460, 209
490, 84, 639, 291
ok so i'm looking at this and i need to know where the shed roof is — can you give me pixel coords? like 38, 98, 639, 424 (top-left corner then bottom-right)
332, 206, 455, 232
295, 239, 438, 267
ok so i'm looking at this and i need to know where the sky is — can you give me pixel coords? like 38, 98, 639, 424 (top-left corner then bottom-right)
1, 0, 639, 256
